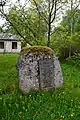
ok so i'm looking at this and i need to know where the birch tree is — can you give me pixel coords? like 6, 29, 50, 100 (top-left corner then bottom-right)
30, 0, 67, 47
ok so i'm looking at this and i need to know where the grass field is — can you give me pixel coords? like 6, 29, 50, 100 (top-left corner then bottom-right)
0, 54, 80, 120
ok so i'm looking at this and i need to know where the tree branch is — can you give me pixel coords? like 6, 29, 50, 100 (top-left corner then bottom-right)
32, 0, 48, 24
0, 9, 34, 45
50, 0, 57, 24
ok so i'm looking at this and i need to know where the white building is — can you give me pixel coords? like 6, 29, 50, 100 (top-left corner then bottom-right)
0, 33, 21, 53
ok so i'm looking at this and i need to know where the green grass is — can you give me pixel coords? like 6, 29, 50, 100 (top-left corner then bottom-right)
0, 54, 80, 120
0, 54, 18, 89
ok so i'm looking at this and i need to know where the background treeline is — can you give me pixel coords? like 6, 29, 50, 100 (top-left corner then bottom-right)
51, 10, 80, 58
0, 0, 80, 58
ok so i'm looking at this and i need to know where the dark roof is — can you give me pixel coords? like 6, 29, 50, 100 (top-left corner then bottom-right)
0, 33, 18, 41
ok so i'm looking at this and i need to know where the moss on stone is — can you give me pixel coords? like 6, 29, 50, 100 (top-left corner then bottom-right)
20, 46, 54, 55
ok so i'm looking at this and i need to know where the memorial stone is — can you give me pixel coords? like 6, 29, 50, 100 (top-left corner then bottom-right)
17, 46, 63, 93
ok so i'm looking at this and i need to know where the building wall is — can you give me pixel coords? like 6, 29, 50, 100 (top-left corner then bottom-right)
0, 41, 21, 53
0, 49, 4, 52
5, 41, 12, 52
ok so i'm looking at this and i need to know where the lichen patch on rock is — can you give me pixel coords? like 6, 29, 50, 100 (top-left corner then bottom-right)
20, 46, 54, 56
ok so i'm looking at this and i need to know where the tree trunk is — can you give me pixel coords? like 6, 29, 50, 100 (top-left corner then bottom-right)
47, 1, 51, 47
47, 23, 51, 47
69, 0, 73, 58
69, 44, 71, 58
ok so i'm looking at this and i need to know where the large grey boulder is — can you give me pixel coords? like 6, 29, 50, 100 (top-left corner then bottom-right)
17, 46, 63, 93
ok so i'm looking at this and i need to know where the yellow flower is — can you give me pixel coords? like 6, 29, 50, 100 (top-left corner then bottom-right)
0, 89, 2, 91
61, 115, 64, 118
0, 97, 2, 100
71, 114, 74, 117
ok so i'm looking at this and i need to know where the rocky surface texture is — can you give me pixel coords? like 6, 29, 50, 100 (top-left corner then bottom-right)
17, 46, 63, 93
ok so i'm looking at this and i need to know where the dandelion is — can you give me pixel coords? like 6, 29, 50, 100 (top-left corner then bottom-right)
61, 115, 64, 118
0, 97, 2, 100
25, 109, 27, 112
71, 114, 74, 117
29, 95, 31, 97
23, 106, 25, 110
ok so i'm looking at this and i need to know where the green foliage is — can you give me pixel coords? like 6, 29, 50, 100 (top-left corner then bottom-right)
0, 54, 80, 119
0, 54, 18, 89
51, 10, 80, 58
4, 5, 47, 46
